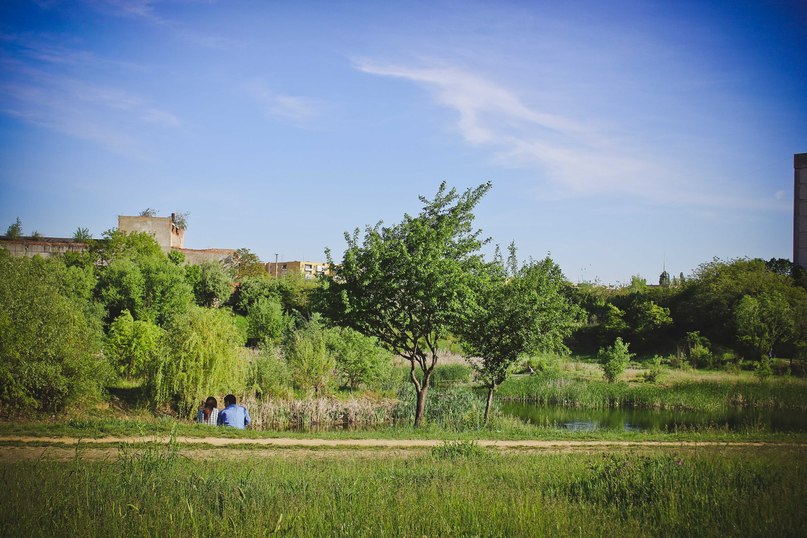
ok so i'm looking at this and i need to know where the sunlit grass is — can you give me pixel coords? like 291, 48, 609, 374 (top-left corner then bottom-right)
2, 442, 805, 537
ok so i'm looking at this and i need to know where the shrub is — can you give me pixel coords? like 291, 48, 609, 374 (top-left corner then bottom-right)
328, 327, 393, 391
431, 440, 490, 460
0, 253, 110, 412
247, 344, 294, 399
642, 356, 664, 384
598, 337, 633, 383
246, 296, 289, 347
106, 310, 165, 380
285, 315, 335, 396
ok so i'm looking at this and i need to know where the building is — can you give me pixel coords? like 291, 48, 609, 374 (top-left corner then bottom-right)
265, 260, 330, 280
0, 236, 89, 258
118, 213, 234, 264
795, 153, 807, 270
118, 214, 185, 252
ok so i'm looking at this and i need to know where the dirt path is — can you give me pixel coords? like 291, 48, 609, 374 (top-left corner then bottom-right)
1, 435, 803, 463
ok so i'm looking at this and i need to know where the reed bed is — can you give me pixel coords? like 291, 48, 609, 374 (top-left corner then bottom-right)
496, 375, 807, 412
241, 395, 399, 430
2, 441, 805, 537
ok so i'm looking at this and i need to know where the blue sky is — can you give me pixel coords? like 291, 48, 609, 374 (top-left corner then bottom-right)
1, 0, 805, 284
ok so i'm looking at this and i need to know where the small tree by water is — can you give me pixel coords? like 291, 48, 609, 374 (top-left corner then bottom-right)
599, 337, 633, 383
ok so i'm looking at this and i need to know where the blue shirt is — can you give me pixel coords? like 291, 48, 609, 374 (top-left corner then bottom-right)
217, 404, 251, 429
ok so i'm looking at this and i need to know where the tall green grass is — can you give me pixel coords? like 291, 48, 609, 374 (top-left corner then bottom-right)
497, 374, 807, 412
2, 443, 805, 537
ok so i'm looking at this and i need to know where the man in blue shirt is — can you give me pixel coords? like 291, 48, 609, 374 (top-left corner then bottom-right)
217, 394, 251, 429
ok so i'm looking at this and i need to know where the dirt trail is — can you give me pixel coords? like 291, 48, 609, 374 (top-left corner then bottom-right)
1, 435, 802, 463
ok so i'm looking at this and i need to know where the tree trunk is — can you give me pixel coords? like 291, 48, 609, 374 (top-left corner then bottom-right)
484, 384, 496, 423
414, 385, 428, 427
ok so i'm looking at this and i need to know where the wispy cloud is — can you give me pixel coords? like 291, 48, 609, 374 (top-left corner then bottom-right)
246, 80, 318, 124
354, 60, 787, 212
89, 0, 239, 50
0, 58, 180, 157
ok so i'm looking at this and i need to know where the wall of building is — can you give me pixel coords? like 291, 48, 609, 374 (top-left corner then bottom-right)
117, 215, 184, 252
265, 260, 330, 280
177, 248, 235, 265
796, 153, 807, 269
0, 238, 88, 258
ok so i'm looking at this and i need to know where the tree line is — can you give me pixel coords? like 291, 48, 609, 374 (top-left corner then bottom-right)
2, 185, 806, 425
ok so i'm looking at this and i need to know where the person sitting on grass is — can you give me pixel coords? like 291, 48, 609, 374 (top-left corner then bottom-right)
217, 394, 251, 429
197, 396, 219, 425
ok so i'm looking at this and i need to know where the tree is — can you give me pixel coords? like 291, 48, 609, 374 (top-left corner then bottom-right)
459, 253, 581, 421
187, 261, 233, 307
230, 248, 265, 280
5, 217, 22, 239
246, 296, 289, 346
735, 292, 794, 359
72, 227, 92, 242
159, 306, 246, 415
0, 251, 110, 412
284, 315, 335, 396
328, 327, 393, 391
172, 211, 189, 230
106, 310, 165, 380
599, 337, 633, 383
322, 181, 491, 426
139, 208, 158, 217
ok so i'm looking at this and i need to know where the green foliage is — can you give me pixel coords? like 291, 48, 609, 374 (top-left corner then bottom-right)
139, 208, 157, 217
246, 296, 290, 346
735, 292, 794, 359
598, 337, 633, 383
327, 327, 393, 390
230, 248, 265, 280
95, 239, 193, 326
431, 439, 489, 460
157, 306, 246, 416
643, 356, 665, 383
284, 315, 335, 396
30, 230, 42, 240
5, 216, 22, 239
105, 311, 165, 380
72, 227, 92, 242
394, 386, 487, 430
323, 181, 492, 426
186, 261, 232, 307
247, 344, 294, 399
0, 252, 110, 412
429, 363, 473, 386
755, 357, 773, 380
459, 251, 581, 410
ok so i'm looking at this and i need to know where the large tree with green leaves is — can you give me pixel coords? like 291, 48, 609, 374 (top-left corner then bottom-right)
459, 246, 581, 421
322, 181, 491, 426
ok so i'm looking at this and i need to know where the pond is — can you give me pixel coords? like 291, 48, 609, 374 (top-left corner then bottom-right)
498, 401, 807, 433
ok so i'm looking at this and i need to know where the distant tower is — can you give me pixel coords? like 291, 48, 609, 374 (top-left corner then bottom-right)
796, 153, 807, 270
659, 268, 670, 287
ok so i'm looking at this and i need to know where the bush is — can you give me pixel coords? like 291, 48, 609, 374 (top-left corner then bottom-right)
598, 337, 633, 383
431, 440, 490, 460
106, 311, 165, 380
328, 327, 393, 391
0, 253, 110, 412
246, 296, 289, 347
247, 345, 294, 400
284, 315, 335, 396
642, 356, 664, 384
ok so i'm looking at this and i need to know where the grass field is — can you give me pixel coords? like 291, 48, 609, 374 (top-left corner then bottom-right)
2, 440, 805, 537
